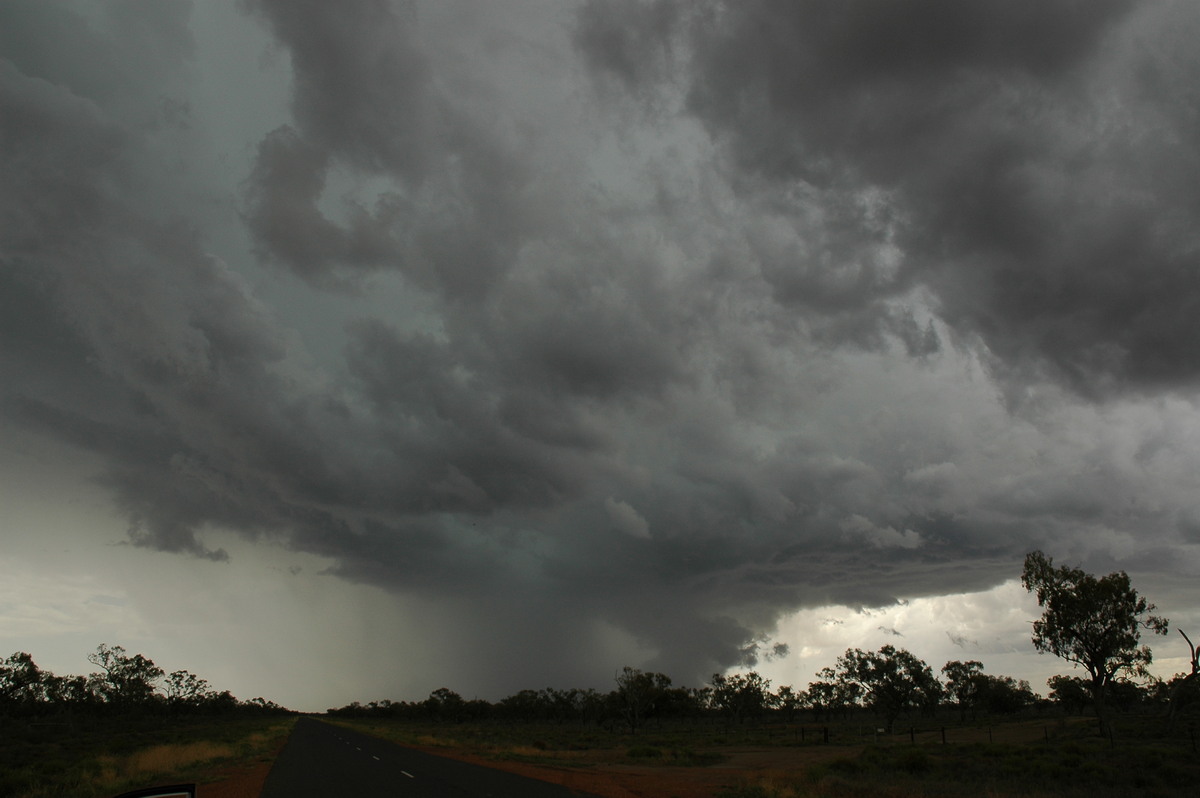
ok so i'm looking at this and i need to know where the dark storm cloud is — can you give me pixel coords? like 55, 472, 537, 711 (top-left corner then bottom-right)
0, 0, 751, 693
0, 3, 364, 562
579, 0, 1200, 395
573, 0, 683, 96
241, 0, 531, 300
244, 0, 437, 181
6, 0, 1200, 701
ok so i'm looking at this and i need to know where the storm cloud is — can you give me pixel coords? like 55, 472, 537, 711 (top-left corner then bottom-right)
579, 0, 1200, 396
3, 0, 1200, 702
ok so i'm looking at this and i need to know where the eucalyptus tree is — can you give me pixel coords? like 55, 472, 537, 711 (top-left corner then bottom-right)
164, 669, 212, 710
1021, 550, 1168, 735
1047, 674, 1092, 716
834, 645, 940, 732
613, 666, 671, 733
774, 684, 802, 722
805, 666, 862, 721
709, 671, 772, 726
87, 643, 164, 708
942, 660, 985, 720
0, 652, 44, 708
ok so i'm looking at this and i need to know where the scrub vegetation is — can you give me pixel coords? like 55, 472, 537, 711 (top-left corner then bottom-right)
324, 554, 1198, 796
0, 644, 293, 798
6, 555, 1197, 796
329, 710, 1200, 797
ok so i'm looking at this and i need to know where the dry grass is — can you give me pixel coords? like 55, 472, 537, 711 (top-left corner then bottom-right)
11, 717, 296, 798
744, 771, 810, 797
415, 733, 461, 747
92, 741, 237, 786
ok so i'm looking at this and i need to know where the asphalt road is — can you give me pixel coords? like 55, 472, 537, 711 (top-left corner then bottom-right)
260, 717, 601, 797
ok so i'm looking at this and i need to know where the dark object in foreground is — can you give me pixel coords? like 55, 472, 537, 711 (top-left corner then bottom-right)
111, 785, 195, 798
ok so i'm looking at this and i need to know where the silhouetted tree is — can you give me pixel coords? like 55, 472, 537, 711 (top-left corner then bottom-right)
709, 671, 771, 726
613, 666, 671, 733
0, 643, 285, 717
774, 684, 802, 722
87, 644, 165, 708
570, 688, 606, 725
424, 687, 467, 722
0, 652, 44, 711
942, 660, 985, 720
1047, 674, 1092, 716
498, 688, 543, 722
976, 674, 1036, 714
164, 669, 212, 710
943, 661, 1034, 717
805, 666, 862, 721
43, 672, 96, 709
1022, 551, 1168, 735
834, 645, 939, 732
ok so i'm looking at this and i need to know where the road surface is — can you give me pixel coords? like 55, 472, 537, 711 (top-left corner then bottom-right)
260, 717, 601, 797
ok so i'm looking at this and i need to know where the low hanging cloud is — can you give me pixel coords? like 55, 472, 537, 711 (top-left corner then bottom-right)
3, 0, 1200, 698
840, 514, 923, 550
605, 497, 652, 539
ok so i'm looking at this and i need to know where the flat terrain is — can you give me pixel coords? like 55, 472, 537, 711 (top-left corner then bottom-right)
320, 715, 1200, 798
12, 712, 1198, 797
0, 714, 293, 798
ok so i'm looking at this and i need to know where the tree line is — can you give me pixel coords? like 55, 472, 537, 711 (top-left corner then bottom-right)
330, 552, 1199, 735
0, 643, 288, 718
6, 552, 1195, 733
327, 653, 1044, 732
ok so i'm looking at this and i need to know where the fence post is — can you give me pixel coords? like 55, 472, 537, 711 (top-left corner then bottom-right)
910, 726, 915, 744
941, 727, 946, 745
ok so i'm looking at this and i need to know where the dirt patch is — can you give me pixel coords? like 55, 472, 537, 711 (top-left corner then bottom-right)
197, 760, 272, 798
196, 733, 290, 798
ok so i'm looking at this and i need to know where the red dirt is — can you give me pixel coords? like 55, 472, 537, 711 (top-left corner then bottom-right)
196, 734, 289, 798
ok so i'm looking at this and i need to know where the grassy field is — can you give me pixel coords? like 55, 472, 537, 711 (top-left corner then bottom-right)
7, 710, 1195, 797
0, 714, 295, 798
331, 712, 1200, 798
720, 737, 1200, 798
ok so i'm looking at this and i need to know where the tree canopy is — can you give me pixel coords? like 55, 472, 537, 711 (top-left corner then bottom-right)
0, 644, 287, 718
833, 645, 942, 732
1021, 550, 1168, 733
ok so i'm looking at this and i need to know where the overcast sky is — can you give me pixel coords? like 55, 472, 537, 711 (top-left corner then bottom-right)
3, 0, 1200, 712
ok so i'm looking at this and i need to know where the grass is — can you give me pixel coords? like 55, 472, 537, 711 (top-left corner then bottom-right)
715, 728, 1200, 797
1, 714, 295, 798
328, 716, 739, 768
331, 712, 1200, 797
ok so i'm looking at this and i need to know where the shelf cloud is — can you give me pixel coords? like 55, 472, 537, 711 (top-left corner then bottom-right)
3, 0, 1199, 702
